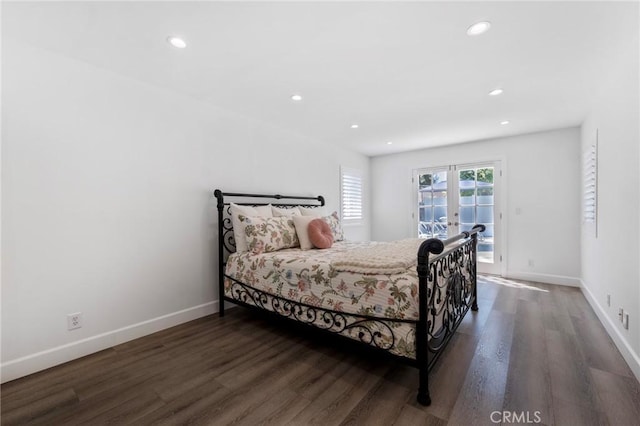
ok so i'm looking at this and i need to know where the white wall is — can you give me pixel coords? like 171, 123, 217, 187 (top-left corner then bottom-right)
370, 127, 581, 285
580, 17, 640, 379
1, 40, 370, 381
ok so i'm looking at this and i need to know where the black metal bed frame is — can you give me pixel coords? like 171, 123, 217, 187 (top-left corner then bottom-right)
214, 189, 484, 406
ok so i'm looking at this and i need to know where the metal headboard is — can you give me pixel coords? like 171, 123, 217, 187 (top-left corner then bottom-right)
213, 190, 325, 256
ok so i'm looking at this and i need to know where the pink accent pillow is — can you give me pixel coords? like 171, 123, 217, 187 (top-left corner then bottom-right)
308, 218, 334, 249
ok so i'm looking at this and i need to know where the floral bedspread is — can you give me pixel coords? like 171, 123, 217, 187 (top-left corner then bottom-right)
225, 241, 420, 320
224, 241, 420, 358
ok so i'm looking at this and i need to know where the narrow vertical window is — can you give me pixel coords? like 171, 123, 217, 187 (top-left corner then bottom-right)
340, 167, 363, 222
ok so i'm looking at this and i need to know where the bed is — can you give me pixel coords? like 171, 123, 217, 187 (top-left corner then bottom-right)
214, 190, 484, 406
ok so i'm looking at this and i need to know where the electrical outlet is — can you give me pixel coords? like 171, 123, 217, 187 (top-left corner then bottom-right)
623, 313, 629, 330
607, 294, 611, 307
67, 312, 82, 330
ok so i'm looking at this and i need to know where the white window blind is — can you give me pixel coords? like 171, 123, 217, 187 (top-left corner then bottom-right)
583, 142, 597, 225
340, 167, 363, 221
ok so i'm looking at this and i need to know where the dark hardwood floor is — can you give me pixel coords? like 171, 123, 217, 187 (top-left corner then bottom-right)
3, 277, 640, 425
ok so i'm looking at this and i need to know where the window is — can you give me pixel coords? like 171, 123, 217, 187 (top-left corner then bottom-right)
340, 166, 363, 222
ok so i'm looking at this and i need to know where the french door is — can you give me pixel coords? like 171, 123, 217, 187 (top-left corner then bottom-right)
415, 161, 502, 275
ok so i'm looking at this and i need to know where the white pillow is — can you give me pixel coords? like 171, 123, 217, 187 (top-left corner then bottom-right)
271, 205, 301, 217
299, 206, 327, 216
293, 215, 320, 250
230, 203, 273, 253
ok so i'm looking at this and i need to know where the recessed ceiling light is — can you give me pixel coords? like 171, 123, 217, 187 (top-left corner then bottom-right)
467, 21, 491, 36
489, 88, 504, 96
500, 120, 510, 125
386, 141, 393, 145
351, 124, 359, 129
291, 94, 303, 101
167, 36, 187, 49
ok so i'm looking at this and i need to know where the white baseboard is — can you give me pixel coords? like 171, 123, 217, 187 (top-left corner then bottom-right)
506, 271, 581, 287
1, 301, 218, 384
580, 280, 640, 382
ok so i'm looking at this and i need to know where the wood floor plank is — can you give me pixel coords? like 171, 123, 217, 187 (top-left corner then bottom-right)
571, 314, 634, 378
447, 308, 515, 426
515, 281, 544, 304
490, 286, 520, 314
112, 315, 218, 355
163, 340, 366, 426
392, 404, 447, 426
0, 348, 117, 399
180, 382, 298, 426
34, 389, 165, 426
151, 336, 326, 425
540, 285, 576, 335
295, 354, 365, 401
1, 388, 78, 426
339, 367, 414, 426
73, 351, 172, 401
285, 362, 390, 426
0, 381, 72, 414
136, 377, 229, 425
559, 286, 598, 321
24, 352, 173, 424
81, 390, 166, 425
502, 299, 554, 425
546, 328, 602, 409
475, 277, 500, 303
210, 356, 332, 426
227, 388, 303, 426
418, 332, 480, 420
214, 337, 311, 389
552, 396, 609, 426
457, 299, 493, 336
246, 391, 313, 426
590, 367, 640, 426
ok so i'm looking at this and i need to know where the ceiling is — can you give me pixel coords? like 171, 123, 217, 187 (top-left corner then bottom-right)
3, 1, 637, 156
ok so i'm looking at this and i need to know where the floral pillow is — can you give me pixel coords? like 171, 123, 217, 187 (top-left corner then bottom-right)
240, 215, 300, 255
323, 211, 344, 241
229, 203, 273, 253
